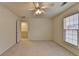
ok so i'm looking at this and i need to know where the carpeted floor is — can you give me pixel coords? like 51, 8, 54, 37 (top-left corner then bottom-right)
1, 39, 74, 56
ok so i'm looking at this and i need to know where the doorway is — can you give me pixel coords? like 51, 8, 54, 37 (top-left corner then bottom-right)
21, 21, 28, 40
16, 20, 28, 43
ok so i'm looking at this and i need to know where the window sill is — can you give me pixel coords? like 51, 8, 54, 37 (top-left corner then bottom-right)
64, 41, 79, 50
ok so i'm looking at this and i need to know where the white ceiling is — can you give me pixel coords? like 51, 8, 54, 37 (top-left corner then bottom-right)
1, 2, 76, 18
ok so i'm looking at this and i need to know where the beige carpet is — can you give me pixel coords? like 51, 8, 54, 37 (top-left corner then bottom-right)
1, 40, 74, 56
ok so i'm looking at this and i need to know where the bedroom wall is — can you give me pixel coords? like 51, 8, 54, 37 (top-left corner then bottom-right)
52, 3, 79, 55
28, 17, 53, 40
0, 5, 18, 55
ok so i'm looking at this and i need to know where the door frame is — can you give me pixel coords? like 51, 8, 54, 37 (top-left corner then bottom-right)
16, 19, 29, 43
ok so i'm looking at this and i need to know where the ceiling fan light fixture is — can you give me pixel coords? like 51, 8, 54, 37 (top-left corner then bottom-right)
35, 9, 41, 15
35, 9, 45, 15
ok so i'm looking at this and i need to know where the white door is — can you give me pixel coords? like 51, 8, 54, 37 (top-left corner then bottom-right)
16, 20, 21, 43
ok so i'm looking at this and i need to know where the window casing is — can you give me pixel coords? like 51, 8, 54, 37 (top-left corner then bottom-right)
64, 13, 79, 47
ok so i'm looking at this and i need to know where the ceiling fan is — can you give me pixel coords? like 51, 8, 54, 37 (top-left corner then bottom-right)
28, 2, 67, 15
33, 2, 48, 15
28, 2, 52, 15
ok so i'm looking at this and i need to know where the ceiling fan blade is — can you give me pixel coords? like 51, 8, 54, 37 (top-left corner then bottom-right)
33, 2, 40, 9
27, 9, 34, 10
41, 6, 49, 9
36, 2, 40, 8
34, 2, 55, 10
33, 2, 37, 9
40, 2, 53, 9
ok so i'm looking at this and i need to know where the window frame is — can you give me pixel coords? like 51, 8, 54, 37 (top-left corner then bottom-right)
63, 12, 79, 49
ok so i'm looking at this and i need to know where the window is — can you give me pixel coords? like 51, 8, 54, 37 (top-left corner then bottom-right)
64, 13, 79, 46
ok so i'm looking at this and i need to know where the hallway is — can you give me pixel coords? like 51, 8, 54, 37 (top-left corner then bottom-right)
1, 40, 74, 56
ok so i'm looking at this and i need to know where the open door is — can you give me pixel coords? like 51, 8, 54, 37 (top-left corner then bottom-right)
16, 20, 21, 43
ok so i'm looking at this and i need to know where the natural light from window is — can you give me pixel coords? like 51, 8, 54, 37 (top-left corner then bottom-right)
64, 13, 78, 46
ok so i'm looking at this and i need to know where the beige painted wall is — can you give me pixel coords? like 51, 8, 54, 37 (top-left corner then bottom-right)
52, 3, 79, 55
0, 5, 18, 55
28, 17, 53, 40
